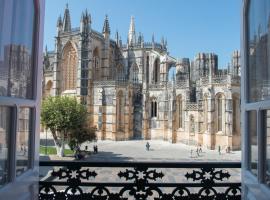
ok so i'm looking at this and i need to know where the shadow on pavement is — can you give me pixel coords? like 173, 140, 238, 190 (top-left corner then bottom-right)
86, 151, 133, 162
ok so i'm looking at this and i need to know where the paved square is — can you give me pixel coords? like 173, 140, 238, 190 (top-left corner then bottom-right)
81, 140, 241, 162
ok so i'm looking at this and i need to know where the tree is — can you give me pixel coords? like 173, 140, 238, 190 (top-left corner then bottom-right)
68, 126, 97, 151
41, 96, 95, 157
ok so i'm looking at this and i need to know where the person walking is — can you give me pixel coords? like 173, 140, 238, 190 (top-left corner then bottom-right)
196, 147, 200, 156
199, 144, 202, 153
146, 142, 150, 151
218, 145, 221, 155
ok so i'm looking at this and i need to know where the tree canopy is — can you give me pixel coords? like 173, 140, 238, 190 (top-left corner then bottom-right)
41, 96, 95, 156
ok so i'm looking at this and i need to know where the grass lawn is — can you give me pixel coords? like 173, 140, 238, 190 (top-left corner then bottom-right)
40, 145, 74, 155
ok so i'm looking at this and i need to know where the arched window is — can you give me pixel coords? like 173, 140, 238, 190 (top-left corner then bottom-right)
216, 93, 224, 132
176, 95, 183, 129
151, 99, 157, 118
146, 55, 149, 84
130, 63, 139, 83
61, 42, 78, 93
153, 58, 160, 83
93, 47, 100, 80
204, 94, 208, 132
117, 91, 124, 131
117, 64, 125, 81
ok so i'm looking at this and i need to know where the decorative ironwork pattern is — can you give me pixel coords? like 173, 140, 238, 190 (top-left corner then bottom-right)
39, 161, 241, 200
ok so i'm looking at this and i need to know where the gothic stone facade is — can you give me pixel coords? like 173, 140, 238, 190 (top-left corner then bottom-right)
43, 5, 241, 150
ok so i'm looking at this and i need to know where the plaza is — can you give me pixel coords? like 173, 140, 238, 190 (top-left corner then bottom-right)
77, 140, 241, 162
39, 134, 241, 162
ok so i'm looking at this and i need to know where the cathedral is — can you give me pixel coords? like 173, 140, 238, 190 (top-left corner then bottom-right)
43, 5, 241, 150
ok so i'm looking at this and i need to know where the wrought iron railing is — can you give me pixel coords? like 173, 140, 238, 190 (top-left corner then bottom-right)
39, 161, 241, 200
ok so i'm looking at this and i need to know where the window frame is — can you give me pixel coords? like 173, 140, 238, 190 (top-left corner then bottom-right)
0, 0, 43, 190
242, 0, 270, 197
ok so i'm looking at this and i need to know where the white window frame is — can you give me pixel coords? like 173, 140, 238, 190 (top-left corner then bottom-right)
0, 0, 44, 199
242, 0, 270, 199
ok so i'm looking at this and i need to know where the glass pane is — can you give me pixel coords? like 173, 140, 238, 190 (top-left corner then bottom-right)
265, 110, 270, 185
247, 0, 270, 102
248, 111, 258, 175
16, 108, 32, 176
0, 106, 11, 188
0, 0, 35, 99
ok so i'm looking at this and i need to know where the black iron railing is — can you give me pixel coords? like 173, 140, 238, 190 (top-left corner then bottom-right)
39, 161, 241, 200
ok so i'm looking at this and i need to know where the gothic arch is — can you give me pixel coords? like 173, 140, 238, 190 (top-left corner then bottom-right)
150, 96, 157, 118
93, 47, 100, 80
146, 55, 150, 84
117, 64, 125, 81
130, 63, 139, 83
215, 93, 225, 132
153, 58, 160, 83
60, 41, 78, 93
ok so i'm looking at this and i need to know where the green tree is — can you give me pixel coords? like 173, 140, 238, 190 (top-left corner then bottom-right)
68, 126, 97, 151
41, 96, 95, 157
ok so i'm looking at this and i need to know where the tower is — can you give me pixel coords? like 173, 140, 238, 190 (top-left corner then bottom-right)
102, 15, 111, 80
78, 10, 92, 99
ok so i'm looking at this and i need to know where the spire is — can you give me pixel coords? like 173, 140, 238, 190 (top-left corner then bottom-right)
57, 15, 63, 27
152, 33, 155, 49
115, 30, 119, 45
85, 9, 91, 23
44, 45, 48, 58
102, 15, 110, 35
161, 36, 165, 48
128, 16, 136, 46
80, 9, 91, 33
119, 36, 122, 48
63, 4, 71, 32
137, 32, 142, 44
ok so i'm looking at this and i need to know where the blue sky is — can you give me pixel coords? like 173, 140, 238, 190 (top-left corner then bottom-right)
44, 0, 241, 68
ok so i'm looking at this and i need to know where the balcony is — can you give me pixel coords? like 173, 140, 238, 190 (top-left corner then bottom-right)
39, 161, 241, 199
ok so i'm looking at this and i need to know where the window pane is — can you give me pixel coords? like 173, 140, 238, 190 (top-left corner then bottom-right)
16, 108, 32, 176
0, 0, 35, 99
248, 111, 258, 175
247, 0, 270, 102
265, 110, 270, 185
0, 106, 11, 188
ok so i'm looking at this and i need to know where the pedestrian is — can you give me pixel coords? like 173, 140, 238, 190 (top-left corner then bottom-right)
23, 145, 27, 156
146, 142, 150, 151
20, 144, 24, 152
196, 148, 200, 156
228, 146, 231, 153
199, 144, 202, 153
93, 145, 96, 154
218, 145, 221, 155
